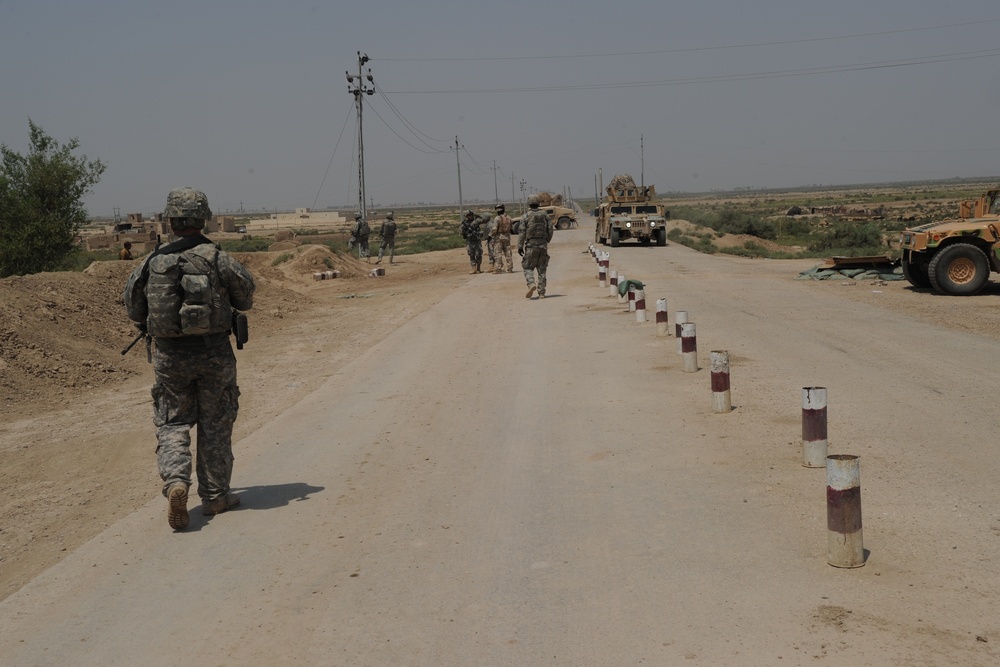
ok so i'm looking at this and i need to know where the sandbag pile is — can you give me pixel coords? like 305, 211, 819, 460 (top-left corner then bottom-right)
797, 265, 904, 281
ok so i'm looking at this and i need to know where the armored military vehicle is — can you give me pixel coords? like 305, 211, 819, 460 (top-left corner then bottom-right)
595, 174, 668, 247
511, 204, 577, 234
899, 188, 1000, 295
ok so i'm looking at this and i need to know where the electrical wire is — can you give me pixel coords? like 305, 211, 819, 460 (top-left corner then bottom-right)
383, 47, 1000, 94
372, 81, 450, 148
312, 101, 354, 210
375, 18, 1000, 62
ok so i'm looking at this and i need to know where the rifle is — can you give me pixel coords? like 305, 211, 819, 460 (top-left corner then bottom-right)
121, 324, 151, 362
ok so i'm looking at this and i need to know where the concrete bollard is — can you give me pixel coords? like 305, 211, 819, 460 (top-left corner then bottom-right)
313, 270, 339, 280
599, 262, 607, 288
826, 454, 864, 568
675, 310, 688, 354
627, 284, 636, 312
802, 387, 828, 468
710, 350, 731, 413
368, 267, 385, 278
609, 270, 618, 298
681, 322, 698, 372
617, 274, 627, 303
655, 298, 669, 337
635, 289, 647, 322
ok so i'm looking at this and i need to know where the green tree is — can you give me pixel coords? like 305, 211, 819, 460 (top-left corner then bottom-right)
0, 120, 106, 277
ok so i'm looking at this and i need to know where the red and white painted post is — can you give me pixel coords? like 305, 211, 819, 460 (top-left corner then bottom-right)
655, 298, 669, 336
681, 322, 698, 372
617, 274, 627, 304
802, 387, 828, 468
609, 270, 619, 297
826, 454, 864, 568
598, 262, 607, 288
674, 310, 688, 354
710, 350, 731, 413
634, 288, 647, 322
627, 283, 636, 312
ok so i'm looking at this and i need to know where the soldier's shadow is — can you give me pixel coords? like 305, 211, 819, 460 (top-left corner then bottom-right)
232, 482, 325, 510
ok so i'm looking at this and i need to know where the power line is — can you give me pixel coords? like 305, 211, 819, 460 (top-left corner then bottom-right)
372, 81, 450, 146
383, 48, 1000, 94
375, 18, 1000, 62
312, 101, 355, 210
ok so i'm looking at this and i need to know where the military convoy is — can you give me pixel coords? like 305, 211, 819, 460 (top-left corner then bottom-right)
594, 174, 669, 247
899, 188, 1000, 295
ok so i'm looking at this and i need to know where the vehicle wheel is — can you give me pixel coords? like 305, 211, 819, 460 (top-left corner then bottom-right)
927, 243, 990, 295
656, 227, 667, 246
901, 257, 931, 288
557, 216, 571, 230
610, 228, 620, 247
595, 226, 606, 245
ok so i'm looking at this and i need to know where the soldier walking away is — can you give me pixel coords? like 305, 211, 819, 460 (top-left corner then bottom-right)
122, 187, 256, 531
491, 203, 514, 273
518, 194, 554, 299
119, 241, 133, 261
484, 213, 498, 272
460, 209, 484, 274
348, 212, 371, 262
376, 211, 398, 264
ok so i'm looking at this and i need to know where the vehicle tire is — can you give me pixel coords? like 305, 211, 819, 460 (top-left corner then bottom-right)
927, 243, 990, 295
656, 227, 667, 246
901, 257, 931, 288
557, 216, 571, 230
610, 228, 620, 247
595, 226, 606, 245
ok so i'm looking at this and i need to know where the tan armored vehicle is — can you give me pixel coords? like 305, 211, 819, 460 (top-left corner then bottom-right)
511, 204, 578, 234
595, 174, 668, 247
899, 188, 1000, 295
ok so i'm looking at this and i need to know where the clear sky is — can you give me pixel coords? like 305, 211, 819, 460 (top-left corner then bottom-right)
2, 0, 999, 217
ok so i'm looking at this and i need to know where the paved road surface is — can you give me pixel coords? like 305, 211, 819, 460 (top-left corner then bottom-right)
2, 226, 998, 665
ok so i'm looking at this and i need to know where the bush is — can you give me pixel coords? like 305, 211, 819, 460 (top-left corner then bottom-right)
0, 120, 106, 277
808, 222, 883, 253
271, 252, 294, 266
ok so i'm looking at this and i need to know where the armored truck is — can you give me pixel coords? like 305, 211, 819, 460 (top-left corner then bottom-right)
511, 204, 577, 234
595, 174, 669, 247
899, 188, 1000, 295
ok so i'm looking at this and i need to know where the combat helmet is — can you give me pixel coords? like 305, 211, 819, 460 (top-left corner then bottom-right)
355, 212, 362, 220
465, 209, 475, 218
495, 203, 505, 213
386, 211, 394, 220
527, 194, 540, 208
164, 187, 212, 229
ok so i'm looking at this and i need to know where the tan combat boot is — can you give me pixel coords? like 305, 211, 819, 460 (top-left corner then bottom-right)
202, 493, 241, 516
167, 483, 189, 531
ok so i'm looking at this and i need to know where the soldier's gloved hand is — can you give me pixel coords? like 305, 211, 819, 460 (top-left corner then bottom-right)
518, 247, 524, 256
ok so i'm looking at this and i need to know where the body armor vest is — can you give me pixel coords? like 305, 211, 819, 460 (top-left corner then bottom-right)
145, 244, 233, 338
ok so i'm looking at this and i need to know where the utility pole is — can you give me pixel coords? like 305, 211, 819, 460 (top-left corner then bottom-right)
510, 171, 515, 209
347, 52, 374, 221
519, 179, 526, 215
492, 161, 499, 205
641, 133, 645, 189
455, 136, 464, 213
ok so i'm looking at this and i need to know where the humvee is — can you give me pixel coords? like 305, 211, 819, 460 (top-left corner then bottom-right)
595, 174, 668, 247
511, 205, 577, 234
899, 188, 1000, 295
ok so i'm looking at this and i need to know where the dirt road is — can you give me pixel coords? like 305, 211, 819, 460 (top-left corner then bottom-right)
2, 225, 999, 665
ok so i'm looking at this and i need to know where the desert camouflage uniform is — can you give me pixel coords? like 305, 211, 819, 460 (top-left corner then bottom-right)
492, 213, 513, 272
460, 215, 483, 269
349, 217, 371, 260
484, 216, 497, 270
518, 207, 554, 296
123, 238, 255, 502
377, 217, 397, 263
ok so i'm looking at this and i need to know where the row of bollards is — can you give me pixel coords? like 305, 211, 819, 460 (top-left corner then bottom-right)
586, 243, 864, 568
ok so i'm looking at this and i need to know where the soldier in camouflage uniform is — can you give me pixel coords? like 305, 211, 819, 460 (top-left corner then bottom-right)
123, 187, 256, 531
348, 212, 371, 262
484, 213, 497, 272
491, 203, 514, 273
517, 194, 554, 298
376, 211, 397, 265
459, 209, 484, 274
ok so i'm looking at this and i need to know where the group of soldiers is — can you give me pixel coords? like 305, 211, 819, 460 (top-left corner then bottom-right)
348, 211, 397, 265
462, 194, 554, 299
347, 197, 554, 300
